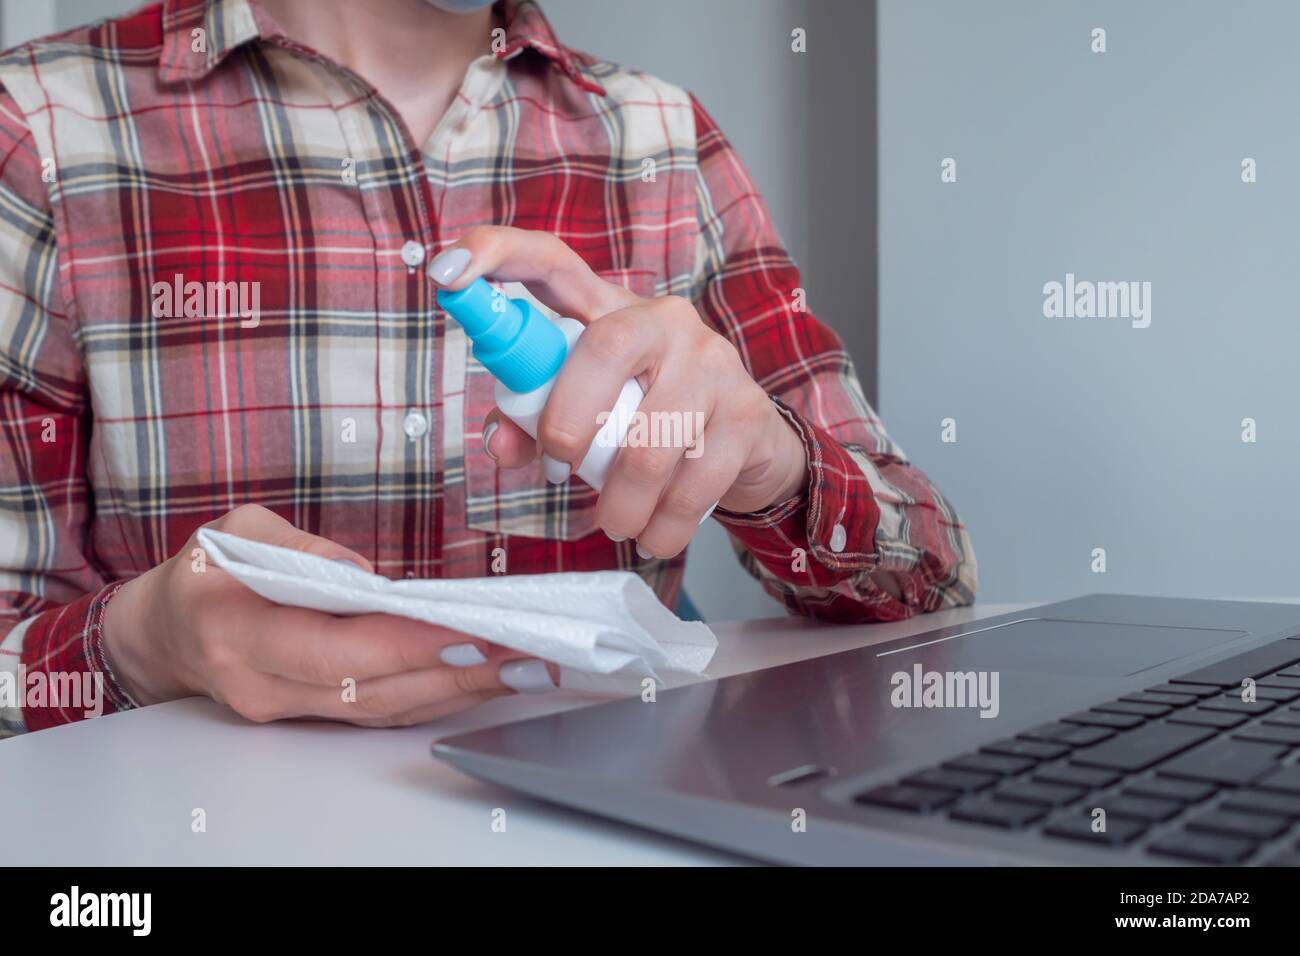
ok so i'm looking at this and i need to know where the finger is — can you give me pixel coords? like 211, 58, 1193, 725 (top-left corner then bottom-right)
429, 225, 639, 323
344, 692, 505, 728
210, 670, 336, 724
219, 657, 559, 725
634, 423, 745, 559
537, 304, 669, 477
595, 373, 712, 541
331, 656, 554, 722
482, 408, 538, 469
341, 659, 565, 727
358, 664, 557, 730
246, 609, 498, 684
219, 670, 489, 725
212, 503, 374, 573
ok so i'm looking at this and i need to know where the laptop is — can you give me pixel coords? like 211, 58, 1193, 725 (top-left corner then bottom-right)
432, 594, 1300, 865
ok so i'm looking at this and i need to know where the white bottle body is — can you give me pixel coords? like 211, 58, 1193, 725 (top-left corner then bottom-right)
494, 317, 642, 492
495, 316, 717, 523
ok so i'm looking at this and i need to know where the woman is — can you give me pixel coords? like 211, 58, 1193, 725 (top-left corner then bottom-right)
0, 0, 975, 734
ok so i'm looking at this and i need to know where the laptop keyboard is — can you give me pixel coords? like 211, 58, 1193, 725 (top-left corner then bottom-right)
853, 636, 1300, 864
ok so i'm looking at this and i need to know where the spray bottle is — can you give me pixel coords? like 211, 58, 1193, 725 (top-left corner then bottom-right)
436, 278, 715, 520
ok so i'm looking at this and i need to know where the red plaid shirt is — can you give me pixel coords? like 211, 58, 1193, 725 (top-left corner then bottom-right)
0, 0, 976, 735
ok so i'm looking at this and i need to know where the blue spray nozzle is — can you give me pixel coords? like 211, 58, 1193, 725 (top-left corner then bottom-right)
436, 277, 567, 393
436, 278, 515, 338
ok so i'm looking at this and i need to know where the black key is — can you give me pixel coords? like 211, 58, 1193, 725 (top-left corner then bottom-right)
1243, 685, 1300, 703
949, 798, 1046, 829
1063, 710, 1143, 730
1034, 763, 1120, 789
1275, 666, 1300, 679
1122, 777, 1218, 804
1157, 739, 1287, 786
1169, 709, 1248, 730
1263, 849, 1300, 867
1091, 700, 1173, 718
1255, 764, 1300, 796
1197, 697, 1276, 716
1172, 641, 1300, 689
1070, 722, 1214, 773
1262, 711, 1300, 728
943, 753, 1037, 777
1018, 722, 1074, 742
1044, 813, 1146, 847
1147, 681, 1217, 698
1148, 832, 1257, 864
981, 738, 1070, 761
1097, 795, 1183, 823
1220, 789, 1300, 818
1121, 690, 1198, 708
1019, 723, 1114, 747
1258, 675, 1300, 691
993, 781, 1084, 807
902, 767, 998, 795
1186, 810, 1290, 840
854, 784, 956, 813
1233, 724, 1300, 747
1058, 725, 1116, 746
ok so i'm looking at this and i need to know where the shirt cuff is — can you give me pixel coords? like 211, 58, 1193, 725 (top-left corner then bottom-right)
19, 581, 138, 732
712, 398, 881, 585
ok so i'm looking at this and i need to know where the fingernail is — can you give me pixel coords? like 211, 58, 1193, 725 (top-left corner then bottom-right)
605, 530, 627, 542
331, 557, 365, 570
428, 247, 471, 285
441, 643, 488, 667
543, 454, 570, 484
482, 421, 499, 461
635, 542, 654, 560
500, 659, 557, 693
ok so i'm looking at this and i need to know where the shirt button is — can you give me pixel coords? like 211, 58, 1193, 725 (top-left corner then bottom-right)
400, 240, 426, 268
828, 523, 848, 554
403, 410, 428, 440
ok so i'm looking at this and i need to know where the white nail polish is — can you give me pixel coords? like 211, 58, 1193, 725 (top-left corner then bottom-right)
331, 557, 366, 571
635, 542, 653, 560
605, 530, 627, 542
543, 454, 570, 484
500, 659, 557, 693
441, 643, 487, 667
482, 421, 499, 461
428, 247, 471, 285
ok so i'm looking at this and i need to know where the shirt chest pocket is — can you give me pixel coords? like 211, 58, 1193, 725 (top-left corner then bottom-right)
458, 270, 658, 541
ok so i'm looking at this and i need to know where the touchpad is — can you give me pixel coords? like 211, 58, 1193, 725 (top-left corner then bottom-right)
887, 618, 1248, 678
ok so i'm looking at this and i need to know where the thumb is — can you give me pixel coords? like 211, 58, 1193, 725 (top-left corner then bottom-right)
482, 408, 539, 469
211, 504, 375, 574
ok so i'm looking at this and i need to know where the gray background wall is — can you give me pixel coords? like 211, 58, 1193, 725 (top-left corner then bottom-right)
879, 0, 1300, 604
1, 0, 876, 621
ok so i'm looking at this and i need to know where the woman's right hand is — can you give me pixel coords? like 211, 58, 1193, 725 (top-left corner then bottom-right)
102, 504, 556, 727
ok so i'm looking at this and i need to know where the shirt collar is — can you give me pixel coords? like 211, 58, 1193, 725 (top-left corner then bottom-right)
158, 0, 265, 84
158, 0, 605, 96
496, 0, 605, 95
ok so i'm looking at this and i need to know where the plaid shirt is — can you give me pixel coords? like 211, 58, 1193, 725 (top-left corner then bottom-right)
0, 0, 975, 735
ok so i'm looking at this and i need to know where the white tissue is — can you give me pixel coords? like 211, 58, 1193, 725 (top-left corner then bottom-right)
196, 528, 717, 694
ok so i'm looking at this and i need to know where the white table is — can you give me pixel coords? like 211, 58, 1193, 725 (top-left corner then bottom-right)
2, 603, 1019, 865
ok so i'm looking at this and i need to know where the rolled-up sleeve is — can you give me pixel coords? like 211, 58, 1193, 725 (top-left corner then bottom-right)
690, 95, 977, 622
0, 87, 132, 735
